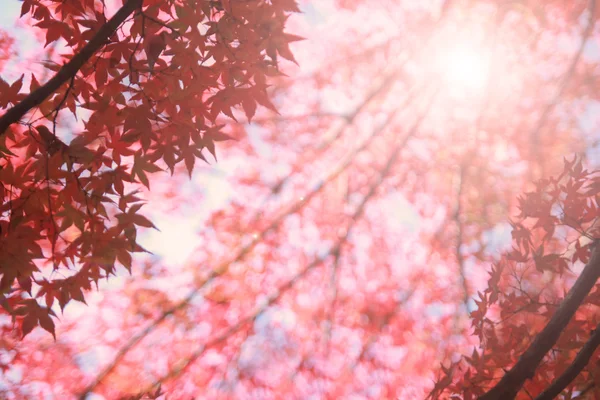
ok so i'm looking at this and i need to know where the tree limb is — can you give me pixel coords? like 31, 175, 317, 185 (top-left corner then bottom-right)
0, 0, 143, 135
480, 243, 600, 400
534, 321, 600, 400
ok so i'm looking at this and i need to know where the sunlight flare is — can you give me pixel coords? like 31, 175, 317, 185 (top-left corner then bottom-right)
439, 43, 489, 93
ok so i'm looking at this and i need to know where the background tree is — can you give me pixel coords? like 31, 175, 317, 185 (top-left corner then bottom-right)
2, 0, 600, 399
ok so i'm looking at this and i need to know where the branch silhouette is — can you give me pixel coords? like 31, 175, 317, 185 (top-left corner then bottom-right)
534, 320, 600, 400
0, 0, 143, 135
480, 242, 600, 400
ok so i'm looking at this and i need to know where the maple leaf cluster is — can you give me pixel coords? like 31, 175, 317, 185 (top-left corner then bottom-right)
431, 158, 600, 398
0, 0, 301, 339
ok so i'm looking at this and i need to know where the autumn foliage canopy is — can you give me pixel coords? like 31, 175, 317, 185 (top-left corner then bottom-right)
3, 0, 600, 399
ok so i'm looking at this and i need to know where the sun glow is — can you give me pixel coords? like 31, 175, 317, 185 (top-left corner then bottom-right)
441, 44, 489, 91
436, 42, 490, 96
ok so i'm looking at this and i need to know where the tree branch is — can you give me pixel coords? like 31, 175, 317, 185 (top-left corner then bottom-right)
136, 99, 434, 394
0, 0, 143, 135
75, 84, 423, 398
480, 243, 600, 400
534, 321, 600, 400
529, 0, 596, 174
453, 164, 469, 306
